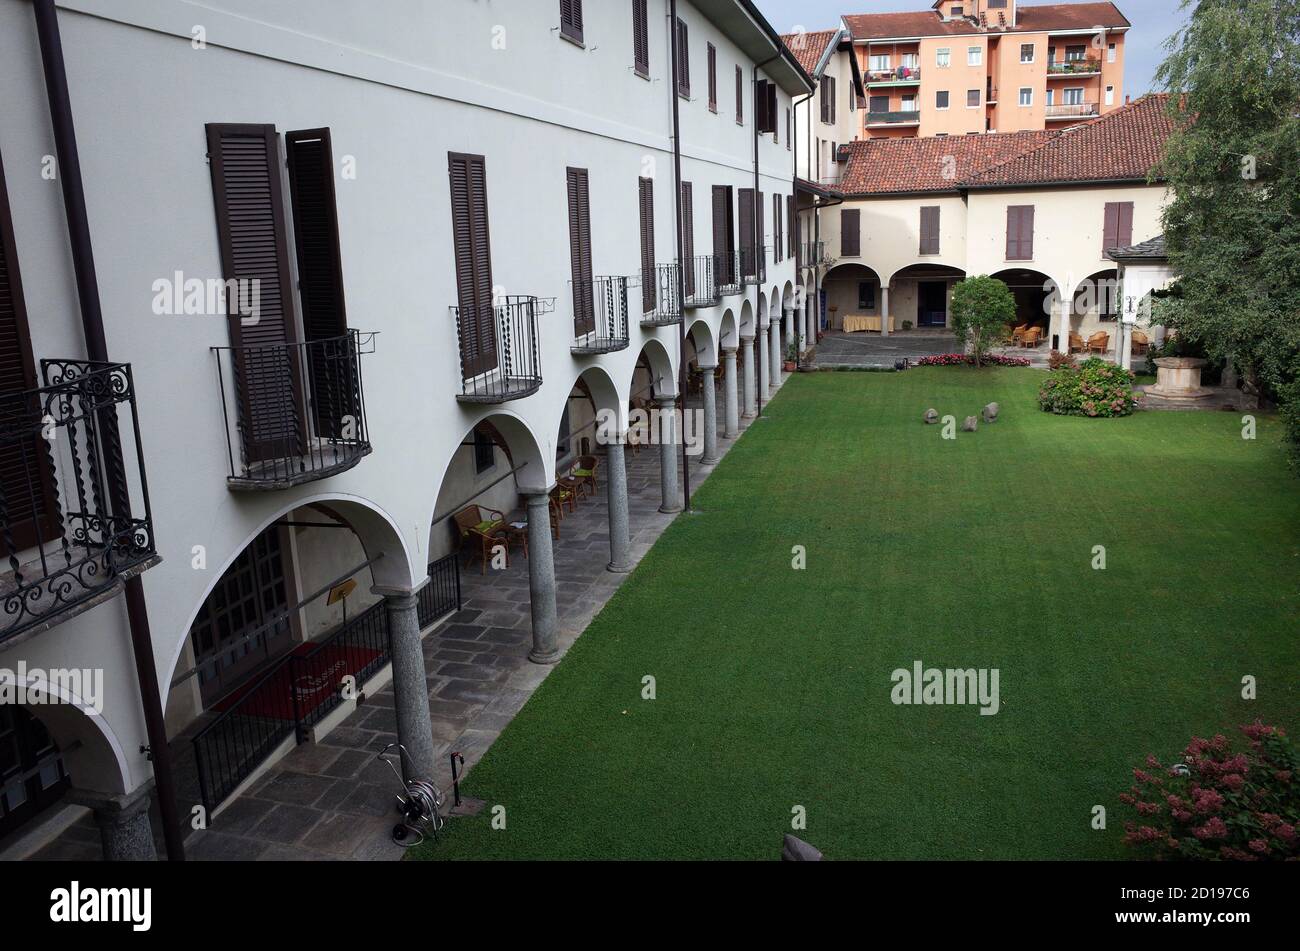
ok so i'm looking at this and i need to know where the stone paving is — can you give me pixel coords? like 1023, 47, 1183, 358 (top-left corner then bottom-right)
35, 372, 786, 861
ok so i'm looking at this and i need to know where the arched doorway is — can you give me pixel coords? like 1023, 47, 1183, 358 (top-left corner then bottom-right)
821, 263, 883, 331
990, 268, 1061, 331
888, 263, 967, 329
1070, 269, 1121, 356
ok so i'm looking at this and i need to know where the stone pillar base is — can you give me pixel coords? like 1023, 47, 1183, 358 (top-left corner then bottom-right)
68, 784, 157, 862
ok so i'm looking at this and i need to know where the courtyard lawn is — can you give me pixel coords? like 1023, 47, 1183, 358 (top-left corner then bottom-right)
413, 368, 1299, 860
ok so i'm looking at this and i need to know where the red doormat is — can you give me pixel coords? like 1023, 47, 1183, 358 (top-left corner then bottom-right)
211, 642, 382, 720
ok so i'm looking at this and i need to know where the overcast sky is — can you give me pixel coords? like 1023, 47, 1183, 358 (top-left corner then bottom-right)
753, 0, 1192, 95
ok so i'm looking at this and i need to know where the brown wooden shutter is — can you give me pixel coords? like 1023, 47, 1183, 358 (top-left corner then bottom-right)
0, 149, 58, 552
560, 0, 584, 43
841, 208, 861, 256
1103, 201, 1134, 255
712, 185, 734, 284
738, 188, 754, 277
639, 177, 656, 312
632, 0, 649, 74
788, 196, 796, 257
1007, 205, 1034, 260
757, 191, 766, 280
448, 152, 498, 378
1117, 202, 1133, 250
829, 77, 837, 124
207, 123, 305, 462
567, 167, 594, 335
786, 108, 792, 150
920, 206, 940, 254
773, 194, 782, 263
1021, 205, 1035, 259
736, 66, 743, 123
681, 181, 695, 297
676, 19, 690, 98
820, 78, 830, 123
707, 44, 717, 112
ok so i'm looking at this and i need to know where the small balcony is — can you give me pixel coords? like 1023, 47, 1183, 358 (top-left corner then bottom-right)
1045, 102, 1100, 120
865, 110, 921, 127
1047, 58, 1102, 77
570, 276, 632, 355
1, 360, 158, 647
716, 251, 742, 297
639, 263, 682, 327
212, 330, 374, 489
683, 255, 720, 309
740, 246, 768, 286
799, 241, 829, 270
867, 66, 921, 86
451, 296, 549, 403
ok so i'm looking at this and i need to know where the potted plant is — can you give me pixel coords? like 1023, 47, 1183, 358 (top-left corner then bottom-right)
783, 342, 798, 372
901, 320, 914, 331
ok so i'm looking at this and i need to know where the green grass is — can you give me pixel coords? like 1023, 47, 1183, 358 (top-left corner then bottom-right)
413, 369, 1299, 860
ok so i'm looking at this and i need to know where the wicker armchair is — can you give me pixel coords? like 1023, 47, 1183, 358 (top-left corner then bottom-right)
453, 505, 506, 574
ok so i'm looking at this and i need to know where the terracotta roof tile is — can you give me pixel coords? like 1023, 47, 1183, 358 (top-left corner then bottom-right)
843, 3, 1130, 41
838, 130, 1056, 195
843, 11, 977, 41
1016, 2, 1131, 32
779, 29, 840, 78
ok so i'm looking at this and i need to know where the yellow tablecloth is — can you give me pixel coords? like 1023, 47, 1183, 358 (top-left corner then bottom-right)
842, 314, 894, 333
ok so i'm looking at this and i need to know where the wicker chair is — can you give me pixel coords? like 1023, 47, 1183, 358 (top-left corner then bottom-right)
453, 505, 506, 574
1010, 324, 1030, 345
1087, 331, 1109, 354
1131, 329, 1150, 356
572, 454, 600, 495
1068, 331, 1086, 354
1019, 326, 1043, 348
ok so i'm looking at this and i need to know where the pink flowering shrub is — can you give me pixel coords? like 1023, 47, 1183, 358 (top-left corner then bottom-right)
1038, 357, 1139, 417
1120, 721, 1298, 861
916, 353, 1031, 368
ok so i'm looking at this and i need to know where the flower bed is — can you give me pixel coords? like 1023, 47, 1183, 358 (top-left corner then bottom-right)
1120, 722, 1297, 861
915, 353, 1031, 367
1038, 357, 1139, 417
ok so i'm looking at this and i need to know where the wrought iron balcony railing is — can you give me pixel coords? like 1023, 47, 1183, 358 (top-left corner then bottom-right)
212, 330, 373, 489
716, 250, 742, 297
640, 263, 682, 326
452, 296, 549, 403
798, 241, 829, 270
1, 360, 157, 646
683, 255, 720, 309
740, 246, 768, 285
571, 276, 632, 355
1045, 102, 1100, 118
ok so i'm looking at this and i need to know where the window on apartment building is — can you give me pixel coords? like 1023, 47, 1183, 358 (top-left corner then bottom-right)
901, 95, 918, 113
1019, 87, 1033, 106
1102, 201, 1134, 256
936, 90, 950, 109
632, 0, 649, 75
757, 190, 766, 279
869, 95, 889, 113
1006, 205, 1035, 260
951, 5, 964, 16
901, 53, 919, 68
1108, 42, 1117, 63
840, 208, 861, 256
447, 151, 497, 378
707, 43, 717, 112
675, 18, 690, 97
712, 185, 735, 283
1066, 44, 1086, 62
820, 75, 837, 124
787, 195, 796, 258
738, 188, 756, 277
870, 53, 890, 72
773, 194, 782, 264
736, 65, 744, 123
786, 107, 792, 149
937, 48, 951, 67
681, 181, 696, 297
567, 167, 594, 336
639, 177, 655, 312
1020, 43, 1035, 63
559, 0, 584, 44
473, 427, 496, 474
1048, 46, 1057, 64
968, 47, 982, 66
1046, 88, 1055, 105
858, 282, 875, 309
1064, 87, 1084, 105
967, 89, 981, 107
757, 79, 778, 134
919, 206, 941, 255
1105, 85, 1115, 106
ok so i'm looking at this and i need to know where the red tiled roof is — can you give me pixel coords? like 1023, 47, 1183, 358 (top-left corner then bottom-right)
843, 2, 1129, 41
779, 29, 840, 77
838, 130, 1056, 195
959, 94, 1173, 188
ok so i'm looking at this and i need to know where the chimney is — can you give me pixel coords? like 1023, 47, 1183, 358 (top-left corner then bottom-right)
1125, 94, 1131, 105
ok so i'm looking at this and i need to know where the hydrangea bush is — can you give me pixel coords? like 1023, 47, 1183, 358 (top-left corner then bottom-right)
1038, 357, 1139, 417
1120, 722, 1298, 861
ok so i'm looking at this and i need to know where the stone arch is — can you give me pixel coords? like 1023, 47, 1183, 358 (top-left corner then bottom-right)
821, 262, 883, 330
15, 685, 132, 797
757, 291, 768, 327
687, 318, 718, 368
739, 299, 755, 338
782, 280, 796, 311
718, 308, 739, 351
632, 337, 678, 398
989, 268, 1063, 327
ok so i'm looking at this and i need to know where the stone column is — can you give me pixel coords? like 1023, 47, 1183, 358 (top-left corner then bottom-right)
656, 398, 682, 513
722, 347, 739, 438
378, 585, 437, 781
742, 336, 757, 418
769, 319, 782, 390
757, 325, 768, 399
70, 785, 157, 861
700, 366, 719, 466
784, 307, 795, 350
524, 491, 560, 663
605, 440, 631, 573
880, 286, 891, 336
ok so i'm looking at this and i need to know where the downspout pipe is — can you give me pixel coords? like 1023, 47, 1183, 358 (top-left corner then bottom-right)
792, 89, 813, 363
668, 0, 691, 512
33, 0, 185, 862
752, 53, 780, 418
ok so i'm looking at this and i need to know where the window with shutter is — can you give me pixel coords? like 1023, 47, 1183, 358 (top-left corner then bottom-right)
820, 78, 830, 124
707, 44, 717, 112
829, 77, 837, 124
448, 152, 498, 378
1006, 205, 1034, 260
639, 177, 656, 312
919, 206, 941, 255
207, 124, 305, 462
560, 0, 584, 43
736, 66, 744, 124
757, 191, 766, 280
786, 108, 792, 150
841, 208, 861, 257
0, 149, 58, 552
285, 129, 353, 439
676, 18, 690, 98
738, 188, 755, 278
567, 167, 594, 335
712, 185, 734, 284
632, 0, 649, 75
773, 195, 782, 263
1102, 201, 1134, 255
787, 196, 795, 257
681, 181, 695, 297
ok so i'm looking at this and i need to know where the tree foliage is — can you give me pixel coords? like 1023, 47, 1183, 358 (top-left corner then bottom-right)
1154, 0, 1300, 465
950, 276, 1017, 367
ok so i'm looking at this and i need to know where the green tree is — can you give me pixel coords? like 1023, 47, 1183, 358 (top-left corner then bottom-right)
950, 276, 1017, 367
1154, 0, 1300, 466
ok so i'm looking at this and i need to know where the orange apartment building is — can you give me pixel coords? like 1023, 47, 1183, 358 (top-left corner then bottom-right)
846, 0, 1129, 139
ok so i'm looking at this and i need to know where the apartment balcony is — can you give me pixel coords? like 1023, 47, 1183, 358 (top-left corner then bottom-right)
570, 276, 632, 355
1047, 58, 1102, 77
1045, 102, 1100, 120
865, 110, 921, 128
717, 251, 742, 297
213, 330, 375, 488
683, 255, 720, 309
450, 297, 548, 403
640, 263, 682, 327
740, 246, 768, 286
1, 360, 158, 647
867, 67, 921, 87
799, 241, 830, 270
